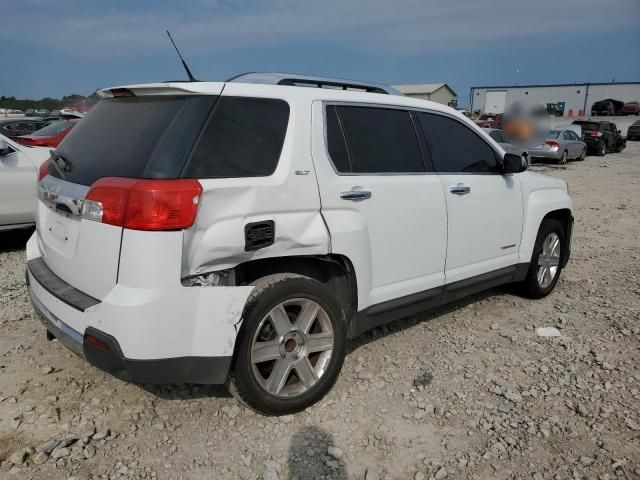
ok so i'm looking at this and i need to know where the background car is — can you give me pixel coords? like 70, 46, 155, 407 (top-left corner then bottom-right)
16, 119, 78, 147
622, 101, 640, 116
572, 120, 625, 156
483, 128, 528, 157
0, 134, 51, 230
0, 118, 49, 140
627, 120, 640, 140
591, 99, 624, 116
527, 127, 587, 164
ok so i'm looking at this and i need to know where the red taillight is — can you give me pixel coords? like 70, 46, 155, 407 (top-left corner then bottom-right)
38, 160, 49, 181
589, 130, 602, 137
83, 178, 202, 231
84, 334, 110, 352
545, 140, 560, 149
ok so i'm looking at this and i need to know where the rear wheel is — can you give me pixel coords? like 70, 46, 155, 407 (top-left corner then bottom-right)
517, 219, 564, 299
558, 150, 568, 165
228, 273, 347, 415
597, 141, 606, 156
577, 147, 586, 161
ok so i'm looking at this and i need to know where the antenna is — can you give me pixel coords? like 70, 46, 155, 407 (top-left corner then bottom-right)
166, 30, 197, 82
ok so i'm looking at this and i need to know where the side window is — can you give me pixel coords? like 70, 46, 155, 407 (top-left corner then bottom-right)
332, 105, 425, 173
418, 113, 498, 174
563, 131, 572, 140
325, 106, 351, 173
185, 96, 289, 178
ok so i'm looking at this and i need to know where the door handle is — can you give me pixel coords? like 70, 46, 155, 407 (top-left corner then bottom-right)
340, 190, 372, 201
449, 184, 471, 195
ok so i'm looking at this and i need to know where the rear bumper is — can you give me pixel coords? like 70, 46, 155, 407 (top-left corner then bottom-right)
528, 149, 561, 160
27, 272, 232, 384
25, 232, 253, 385
582, 137, 604, 151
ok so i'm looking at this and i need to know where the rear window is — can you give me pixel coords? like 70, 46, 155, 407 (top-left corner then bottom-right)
33, 121, 73, 136
573, 121, 599, 132
546, 130, 561, 139
53, 96, 216, 186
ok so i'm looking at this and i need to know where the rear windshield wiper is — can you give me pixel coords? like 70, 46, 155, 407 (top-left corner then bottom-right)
49, 150, 73, 178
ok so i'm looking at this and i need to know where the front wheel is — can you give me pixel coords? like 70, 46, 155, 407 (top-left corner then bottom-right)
577, 147, 586, 161
597, 142, 606, 156
516, 219, 564, 299
228, 273, 347, 415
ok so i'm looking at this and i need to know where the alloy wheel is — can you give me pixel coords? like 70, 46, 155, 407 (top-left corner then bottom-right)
537, 232, 561, 289
250, 298, 334, 398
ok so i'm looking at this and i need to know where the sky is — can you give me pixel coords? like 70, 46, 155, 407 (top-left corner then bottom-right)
1, 0, 639, 106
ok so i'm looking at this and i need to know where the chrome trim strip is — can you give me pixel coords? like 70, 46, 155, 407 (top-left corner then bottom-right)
37, 176, 89, 217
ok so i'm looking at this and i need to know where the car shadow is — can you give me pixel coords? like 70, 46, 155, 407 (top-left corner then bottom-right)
287, 426, 347, 480
140, 383, 232, 400
347, 285, 512, 354
0, 228, 34, 253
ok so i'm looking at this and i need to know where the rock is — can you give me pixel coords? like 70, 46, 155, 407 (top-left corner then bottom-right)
93, 430, 110, 441
227, 405, 241, 419
42, 366, 55, 374
503, 391, 522, 403
84, 445, 96, 459
491, 323, 499, 330
435, 467, 448, 479
32, 452, 49, 465
327, 446, 343, 459
415, 472, 425, 480
8, 449, 28, 465
576, 403, 590, 417
414, 371, 433, 387
625, 417, 640, 431
152, 420, 166, 430
51, 447, 70, 459
365, 468, 380, 480
36, 440, 59, 454
76, 427, 96, 440
535, 327, 561, 337
358, 370, 374, 381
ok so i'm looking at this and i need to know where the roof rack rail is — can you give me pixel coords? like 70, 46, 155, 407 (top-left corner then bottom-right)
225, 72, 401, 95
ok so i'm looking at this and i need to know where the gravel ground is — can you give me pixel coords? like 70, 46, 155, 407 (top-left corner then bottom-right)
1, 142, 639, 480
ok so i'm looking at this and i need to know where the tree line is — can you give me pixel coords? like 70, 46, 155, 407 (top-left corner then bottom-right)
0, 93, 99, 111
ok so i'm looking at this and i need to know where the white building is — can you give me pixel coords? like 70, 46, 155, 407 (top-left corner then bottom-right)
393, 83, 457, 106
470, 82, 640, 117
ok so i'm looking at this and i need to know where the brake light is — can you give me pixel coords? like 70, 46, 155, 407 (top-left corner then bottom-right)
544, 140, 559, 150
82, 178, 202, 231
38, 160, 49, 181
590, 131, 602, 137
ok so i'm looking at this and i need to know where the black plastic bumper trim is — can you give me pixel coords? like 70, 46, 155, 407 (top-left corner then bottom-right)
83, 327, 232, 385
27, 258, 100, 312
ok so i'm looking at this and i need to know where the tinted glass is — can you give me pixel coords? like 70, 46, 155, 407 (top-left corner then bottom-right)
547, 130, 561, 139
335, 106, 424, 173
184, 97, 289, 178
419, 113, 498, 173
563, 131, 572, 140
33, 121, 73, 136
325, 106, 351, 172
488, 130, 505, 143
52, 96, 216, 186
573, 121, 599, 132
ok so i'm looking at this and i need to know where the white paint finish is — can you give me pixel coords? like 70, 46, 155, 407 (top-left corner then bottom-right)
441, 174, 523, 283
517, 172, 572, 264
0, 135, 50, 228
310, 101, 447, 310
183, 83, 330, 275
36, 201, 123, 299
484, 91, 507, 114
27, 232, 253, 359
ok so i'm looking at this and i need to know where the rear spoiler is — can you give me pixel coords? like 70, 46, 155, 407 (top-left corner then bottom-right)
97, 82, 225, 98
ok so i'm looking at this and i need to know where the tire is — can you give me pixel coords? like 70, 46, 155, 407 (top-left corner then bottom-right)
227, 273, 347, 415
516, 219, 564, 299
558, 150, 568, 165
577, 147, 586, 161
597, 141, 606, 156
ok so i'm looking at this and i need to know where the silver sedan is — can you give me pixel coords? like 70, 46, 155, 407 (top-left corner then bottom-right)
527, 128, 587, 164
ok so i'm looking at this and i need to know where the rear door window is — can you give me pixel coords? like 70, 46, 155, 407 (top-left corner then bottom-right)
328, 105, 425, 173
418, 113, 498, 174
184, 97, 289, 178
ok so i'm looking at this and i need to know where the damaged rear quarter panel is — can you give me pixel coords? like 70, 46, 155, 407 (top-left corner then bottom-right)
181, 90, 330, 276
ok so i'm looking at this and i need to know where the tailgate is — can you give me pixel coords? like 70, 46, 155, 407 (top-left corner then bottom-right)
36, 176, 122, 300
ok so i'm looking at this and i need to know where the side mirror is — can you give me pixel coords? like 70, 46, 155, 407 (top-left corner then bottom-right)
0, 139, 12, 156
502, 153, 528, 174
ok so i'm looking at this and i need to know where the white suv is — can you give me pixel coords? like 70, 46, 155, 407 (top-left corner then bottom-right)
26, 73, 573, 415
